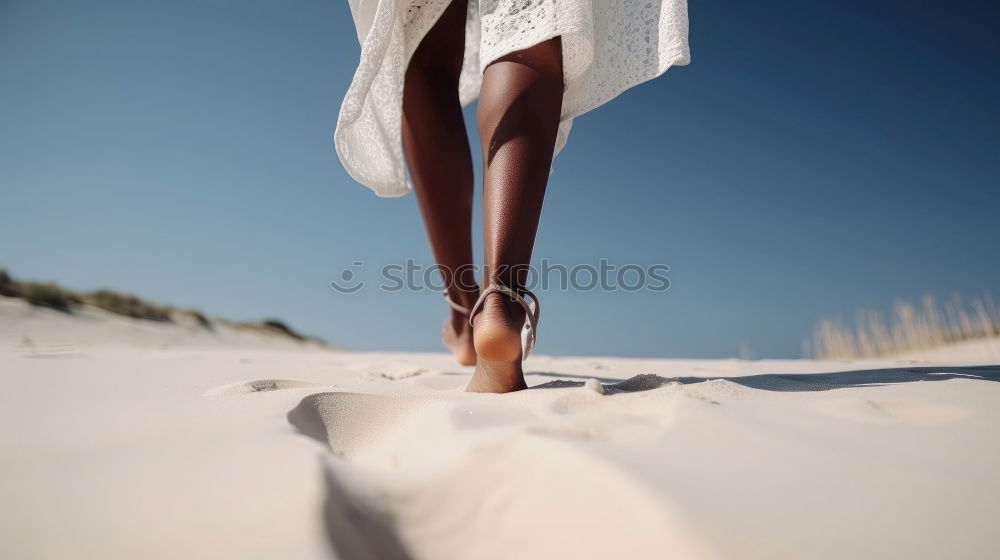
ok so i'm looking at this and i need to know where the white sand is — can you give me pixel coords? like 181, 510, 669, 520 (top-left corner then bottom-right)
1, 297, 998, 559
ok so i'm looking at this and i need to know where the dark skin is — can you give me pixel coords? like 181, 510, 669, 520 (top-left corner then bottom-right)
402, 0, 563, 392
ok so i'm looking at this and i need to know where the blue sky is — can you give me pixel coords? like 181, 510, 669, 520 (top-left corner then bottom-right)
2, 0, 998, 358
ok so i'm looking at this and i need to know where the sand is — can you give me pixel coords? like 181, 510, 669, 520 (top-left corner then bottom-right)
1, 297, 998, 559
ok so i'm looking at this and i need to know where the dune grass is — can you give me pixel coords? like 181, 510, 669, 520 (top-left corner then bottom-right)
2, 270, 80, 311
224, 318, 319, 344
806, 293, 1000, 359
15, 282, 79, 312
81, 289, 173, 322
1, 268, 325, 345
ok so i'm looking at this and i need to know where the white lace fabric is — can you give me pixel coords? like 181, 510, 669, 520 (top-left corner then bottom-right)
336, 0, 690, 197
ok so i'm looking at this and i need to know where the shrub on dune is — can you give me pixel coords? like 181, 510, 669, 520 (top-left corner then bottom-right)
261, 319, 305, 341
0, 269, 15, 297
18, 282, 78, 312
82, 290, 173, 322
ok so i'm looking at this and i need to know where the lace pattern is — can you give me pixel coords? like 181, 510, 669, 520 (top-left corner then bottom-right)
336, 0, 689, 197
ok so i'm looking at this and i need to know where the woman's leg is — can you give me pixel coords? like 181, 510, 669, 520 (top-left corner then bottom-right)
468, 37, 564, 393
402, 0, 478, 365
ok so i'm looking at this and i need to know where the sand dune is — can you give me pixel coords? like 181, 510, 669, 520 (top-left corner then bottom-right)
0, 296, 326, 351
1, 299, 999, 559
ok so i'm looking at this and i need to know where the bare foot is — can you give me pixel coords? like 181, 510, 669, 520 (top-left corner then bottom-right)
467, 293, 527, 393
442, 310, 477, 366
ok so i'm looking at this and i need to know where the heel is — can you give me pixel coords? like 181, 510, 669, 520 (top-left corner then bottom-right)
468, 283, 541, 359
474, 318, 523, 362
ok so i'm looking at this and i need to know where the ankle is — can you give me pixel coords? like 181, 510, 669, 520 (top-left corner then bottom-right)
449, 309, 471, 333
480, 291, 526, 325
445, 286, 479, 312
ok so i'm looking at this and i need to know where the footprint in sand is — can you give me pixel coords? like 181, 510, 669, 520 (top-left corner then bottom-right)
815, 396, 970, 425
202, 378, 321, 397
286, 387, 711, 560
287, 376, 686, 467
370, 366, 428, 380
287, 392, 435, 459
285, 386, 598, 461
868, 398, 970, 425
543, 374, 688, 414
344, 360, 430, 380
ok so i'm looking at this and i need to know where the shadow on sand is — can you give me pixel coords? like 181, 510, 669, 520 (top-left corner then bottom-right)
288, 395, 413, 560
318, 460, 412, 560
527, 365, 1000, 393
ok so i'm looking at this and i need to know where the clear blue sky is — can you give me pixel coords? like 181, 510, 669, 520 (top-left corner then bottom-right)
2, 0, 998, 358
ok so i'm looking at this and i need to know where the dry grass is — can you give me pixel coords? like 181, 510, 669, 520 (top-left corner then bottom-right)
15, 282, 79, 312
81, 289, 173, 322
1, 268, 326, 346
221, 318, 325, 345
805, 293, 1000, 359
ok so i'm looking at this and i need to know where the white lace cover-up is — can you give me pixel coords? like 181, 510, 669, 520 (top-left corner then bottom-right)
335, 0, 690, 197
